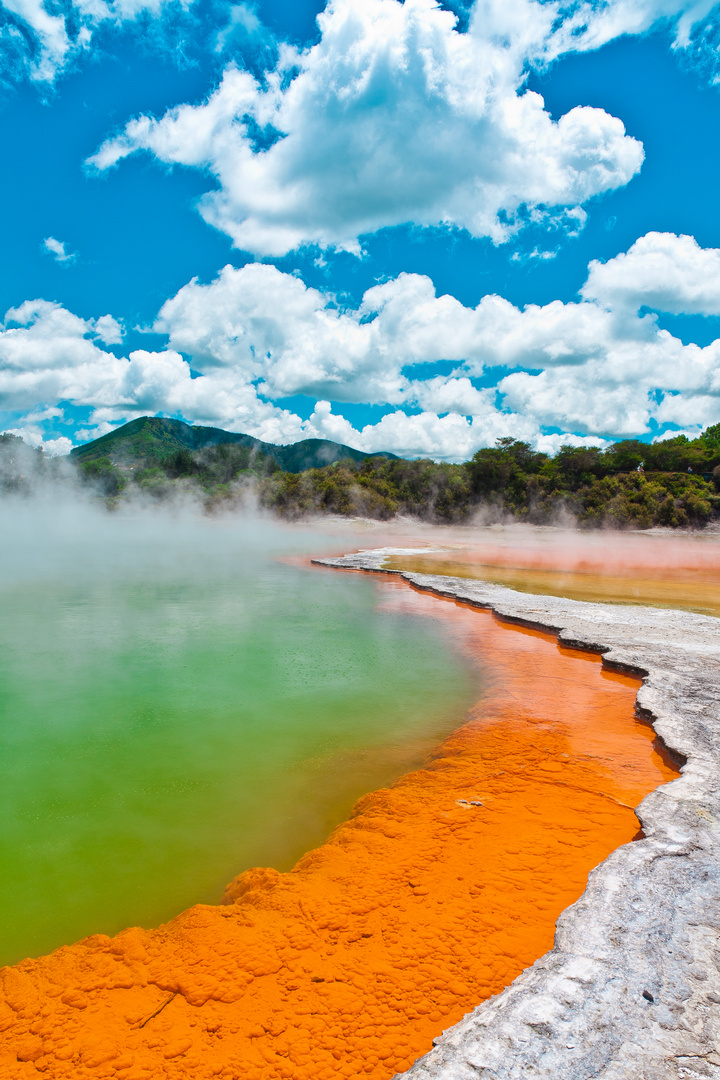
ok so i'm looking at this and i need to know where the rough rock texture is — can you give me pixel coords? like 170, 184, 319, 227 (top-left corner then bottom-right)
316, 548, 720, 1080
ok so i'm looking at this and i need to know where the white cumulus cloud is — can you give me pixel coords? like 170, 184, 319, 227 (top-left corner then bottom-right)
2, 0, 195, 83
564, 0, 720, 52
6, 0, 718, 90
151, 232, 720, 443
5, 231, 720, 460
42, 236, 77, 264
3, 425, 73, 455
87, 0, 644, 255
583, 231, 720, 315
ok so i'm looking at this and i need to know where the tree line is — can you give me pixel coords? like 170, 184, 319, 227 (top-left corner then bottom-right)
4, 425, 720, 529
260, 428, 720, 528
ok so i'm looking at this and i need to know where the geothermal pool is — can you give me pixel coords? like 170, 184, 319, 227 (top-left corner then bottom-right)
0, 514, 683, 1080
0, 509, 476, 966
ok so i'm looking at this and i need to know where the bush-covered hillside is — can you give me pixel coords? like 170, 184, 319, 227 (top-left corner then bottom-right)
75, 441, 281, 503
0, 433, 69, 494
259, 428, 720, 529
6, 423, 720, 529
69, 416, 397, 471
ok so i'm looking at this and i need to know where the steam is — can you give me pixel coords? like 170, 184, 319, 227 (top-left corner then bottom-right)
0, 473, 351, 592
425, 524, 720, 578
3, 423, 719, 593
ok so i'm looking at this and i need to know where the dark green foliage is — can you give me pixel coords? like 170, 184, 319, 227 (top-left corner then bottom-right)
574, 472, 714, 529
166, 443, 274, 489
701, 423, 720, 450
600, 434, 720, 474
259, 430, 720, 529
262, 455, 485, 524
56, 415, 720, 527
121, 443, 277, 501
269, 437, 395, 472
69, 417, 262, 466
260, 461, 399, 520
0, 434, 68, 494
468, 439, 544, 502
165, 448, 198, 478
78, 456, 126, 498
0, 433, 43, 493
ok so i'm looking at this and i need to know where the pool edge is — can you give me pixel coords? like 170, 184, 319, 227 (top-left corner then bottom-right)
315, 547, 720, 1080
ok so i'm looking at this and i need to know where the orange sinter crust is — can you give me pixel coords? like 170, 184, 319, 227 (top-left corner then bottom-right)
0, 576, 678, 1080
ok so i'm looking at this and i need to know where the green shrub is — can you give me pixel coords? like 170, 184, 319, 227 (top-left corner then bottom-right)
79, 457, 125, 498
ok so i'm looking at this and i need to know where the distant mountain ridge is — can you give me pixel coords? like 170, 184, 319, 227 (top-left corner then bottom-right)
69, 416, 398, 472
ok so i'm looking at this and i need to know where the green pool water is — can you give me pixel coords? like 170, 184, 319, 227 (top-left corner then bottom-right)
0, 504, 476, 966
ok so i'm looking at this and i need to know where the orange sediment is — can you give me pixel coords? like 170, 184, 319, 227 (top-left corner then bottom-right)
0, 576, 678, 1080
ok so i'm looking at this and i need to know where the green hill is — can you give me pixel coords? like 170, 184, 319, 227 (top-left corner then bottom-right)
32, 417, 720, 527
69, 417, 397, 472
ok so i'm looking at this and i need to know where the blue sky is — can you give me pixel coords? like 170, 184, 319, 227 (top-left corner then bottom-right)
3, 0, 720, 459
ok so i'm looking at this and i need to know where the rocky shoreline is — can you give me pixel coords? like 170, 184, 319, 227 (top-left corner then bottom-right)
315, 548, 720, 1080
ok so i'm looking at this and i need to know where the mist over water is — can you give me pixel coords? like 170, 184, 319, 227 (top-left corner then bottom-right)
382, 523, 720, 617
0, 495, 478, 966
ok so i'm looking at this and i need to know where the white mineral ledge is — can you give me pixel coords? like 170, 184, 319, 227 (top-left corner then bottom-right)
314, 547, 720, 1080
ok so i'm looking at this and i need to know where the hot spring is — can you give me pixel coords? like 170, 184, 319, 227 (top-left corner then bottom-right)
0, 501, 477, 966
0, 505, 684, 1080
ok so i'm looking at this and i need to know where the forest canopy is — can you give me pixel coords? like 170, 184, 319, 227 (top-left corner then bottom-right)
259, 428, 720, 529
3, 425, 720, 529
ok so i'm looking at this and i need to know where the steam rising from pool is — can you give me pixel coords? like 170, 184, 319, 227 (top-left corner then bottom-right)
379, 523, 720, 617
0, 494, 478, 966
4, 481, 716, 969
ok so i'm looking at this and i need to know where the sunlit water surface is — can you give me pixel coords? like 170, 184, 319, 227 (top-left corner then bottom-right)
0, 503, 477, 965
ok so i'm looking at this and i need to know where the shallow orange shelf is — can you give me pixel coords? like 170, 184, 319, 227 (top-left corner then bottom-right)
384, 533, 720, 617
0, 575, 678, 1080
